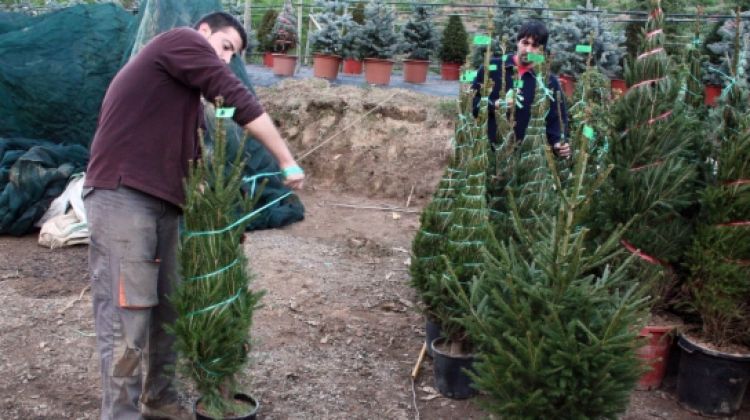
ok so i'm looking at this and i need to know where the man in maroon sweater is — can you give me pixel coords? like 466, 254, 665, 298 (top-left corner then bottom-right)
84, 12, 303, 420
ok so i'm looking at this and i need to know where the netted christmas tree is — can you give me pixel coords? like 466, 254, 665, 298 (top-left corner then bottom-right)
683, 30, 750, 348
400, 2, 439, 61
453, 113, 648, 419
270, 0, 297, 53
309, 0, 349, 56
359, 0, 400, 60
438, 14, 469, 65
594, 0, 700, 308
170, 104, 265, 417
548, 5, 625, 80
683, 16, 706, 109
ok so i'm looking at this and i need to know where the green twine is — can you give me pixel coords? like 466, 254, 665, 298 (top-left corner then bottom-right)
187, 288, 243, 317
242, 171, 281, 199
197, 357, 224, 378
183, 192, 293, 238
188, 258, 240, 281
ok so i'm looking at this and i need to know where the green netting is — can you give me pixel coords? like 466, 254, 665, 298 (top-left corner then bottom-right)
0, 0, 303, 235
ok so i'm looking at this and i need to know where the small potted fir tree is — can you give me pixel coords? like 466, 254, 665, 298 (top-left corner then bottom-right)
270, 0, 298, 77
438, 15, 468, 81
359, 0, 400, 85
257, 8, 278, 67
309, 0, 348, 80
341, 1, 365, 74
171, 103, 265, 420
400, 2, 439, 84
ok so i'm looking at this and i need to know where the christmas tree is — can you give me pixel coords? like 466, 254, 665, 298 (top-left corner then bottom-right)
309, 0, 350, 56
704, 10, 750, 87
270, 0, 297, 53
341, 3, 365, 60
170, 103, 265, 417
684, 27, 750, 347
359, 0, 400, 60
400, 2, 439, 61
455, 110, 647, 418
548, 5, 625, 80
257, 8, 279, 53
594, 0, 700, 307
438, 15, 469, 65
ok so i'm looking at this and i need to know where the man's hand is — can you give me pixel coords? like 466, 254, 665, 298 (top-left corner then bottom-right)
281, 164, 305, 190
553, 142, 571, 159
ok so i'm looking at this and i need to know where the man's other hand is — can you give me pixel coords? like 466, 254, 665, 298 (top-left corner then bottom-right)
553, 142, 571, 158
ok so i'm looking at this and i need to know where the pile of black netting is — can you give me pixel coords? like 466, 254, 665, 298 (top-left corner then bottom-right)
0, 0, 303, 235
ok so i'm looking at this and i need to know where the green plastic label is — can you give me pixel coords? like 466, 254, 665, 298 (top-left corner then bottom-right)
575, 44, 592, 53
215, 107, 236, 118
527, 53, 545, 63
461, 70, 478, 83
473, 35, 491, 46
514, 79, 524, 88
489, 64, 497, 71
583, 125, 595, 140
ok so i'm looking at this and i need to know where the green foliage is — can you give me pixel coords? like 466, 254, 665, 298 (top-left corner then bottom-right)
439, 15, 468, 64
400, 2, 439, 61
309, 0, 348, 56
257, 8, 278, 52
703, 11, 750, 86
171, 108, 264, 417
350, 1, 364, 24
270, 0, 297, 53
549, 6, 626, 79
359, 0, 400, 59
455, 109, 647, 419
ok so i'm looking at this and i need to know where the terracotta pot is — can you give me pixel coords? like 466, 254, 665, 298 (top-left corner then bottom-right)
312, 54, 341, 80
636, 325, 673, 390
403, 59, 430, 84
611, 79, 627, 95
363, 58, 394, 85
272, 54, 297, 77
342, 58, 363, 74
262, 52, 274, 68
440, 62, 461, 81
558, 74, 576, 99
704, 84, 722, 107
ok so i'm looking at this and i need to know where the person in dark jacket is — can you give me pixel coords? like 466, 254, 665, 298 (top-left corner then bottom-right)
472, 20, 570, 158
84, 12, 303, 420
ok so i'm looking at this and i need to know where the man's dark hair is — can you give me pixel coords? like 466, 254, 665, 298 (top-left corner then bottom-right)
194, 12, 248, 51
516, 20, 549, 48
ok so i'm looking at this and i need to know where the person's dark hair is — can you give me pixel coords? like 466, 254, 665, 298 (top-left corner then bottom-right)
516, 20, 549, 48
194, 12, 248, 51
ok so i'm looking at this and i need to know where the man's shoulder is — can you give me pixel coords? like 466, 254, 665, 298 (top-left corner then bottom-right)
151, 27, 205, 47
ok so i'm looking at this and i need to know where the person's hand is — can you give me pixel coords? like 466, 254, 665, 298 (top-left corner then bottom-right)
281, 164, 305, 190
553, 142, 571, 159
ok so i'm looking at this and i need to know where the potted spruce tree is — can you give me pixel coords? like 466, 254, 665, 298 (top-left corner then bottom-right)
678, 26, 750, 416
341, 1, 365, 74
359, 0, 400, 85
703, 11, 750, 106
400, 2, 439, 84
309, 0, 348, 80
548, 5, 625, 98
171, 105, 265, 420
257, 8, 278, 67
438, 15, 468, 81
270, 0, 298, 77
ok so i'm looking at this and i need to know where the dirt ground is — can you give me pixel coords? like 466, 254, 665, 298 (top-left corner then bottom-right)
1, 80, 748, 419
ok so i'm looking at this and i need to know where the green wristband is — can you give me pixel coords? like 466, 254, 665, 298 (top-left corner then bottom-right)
281, 165, 304, 178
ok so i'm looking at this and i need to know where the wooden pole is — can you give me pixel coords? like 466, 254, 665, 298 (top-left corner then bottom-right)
411, 342, 428, 379
243, 0, 252, 62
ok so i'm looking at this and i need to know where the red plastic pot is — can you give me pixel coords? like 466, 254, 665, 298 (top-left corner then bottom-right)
558, 74, 576, 99
403, 59, 430, 84
440, 62, 461, 81
611, 79, 627, 95
263, 52, 274, 68
272, 54, 298, 77
636, 325, 674, 390
704, 84, 722, 107
363, 58, 394, 85
312, 54, 341, 80
342, 58, 363, 75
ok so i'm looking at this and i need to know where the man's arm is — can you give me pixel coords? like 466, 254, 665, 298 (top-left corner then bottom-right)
243, 113, 305, 189
546, 76, 571, 158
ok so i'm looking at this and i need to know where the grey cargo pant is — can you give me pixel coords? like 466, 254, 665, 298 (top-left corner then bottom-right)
85, 185, 181, 420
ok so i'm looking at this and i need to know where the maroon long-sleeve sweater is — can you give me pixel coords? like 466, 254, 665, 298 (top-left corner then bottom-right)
85, 27, 264, 206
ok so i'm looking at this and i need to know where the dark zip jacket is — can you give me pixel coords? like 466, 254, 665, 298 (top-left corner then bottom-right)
471, 54, 568, 146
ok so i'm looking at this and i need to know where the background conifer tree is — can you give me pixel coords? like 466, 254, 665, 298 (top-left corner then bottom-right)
309, 0, 349, 56
438, 15, 469, 65
359, 0, 400, 60
257, 8, 278, 53
400, 2, 439, 61
271, 0, 297, 53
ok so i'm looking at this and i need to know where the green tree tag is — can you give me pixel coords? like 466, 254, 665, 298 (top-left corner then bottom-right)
461, 70, 478, 83
575, 44, 592, 53
527, 53, 545, 63
489, 64, 497, 71
215, 107, 236, 118
473, 34, 491, 46
583, 125, 595, 140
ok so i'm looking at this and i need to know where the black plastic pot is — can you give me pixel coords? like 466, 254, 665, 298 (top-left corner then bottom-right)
425, 317, 442, 358
676, 335, 750, 417
431, 337, 477, 399
195, 393, 259, 420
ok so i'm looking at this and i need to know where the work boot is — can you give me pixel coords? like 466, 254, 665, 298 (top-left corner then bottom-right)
141, 399, 193, 420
